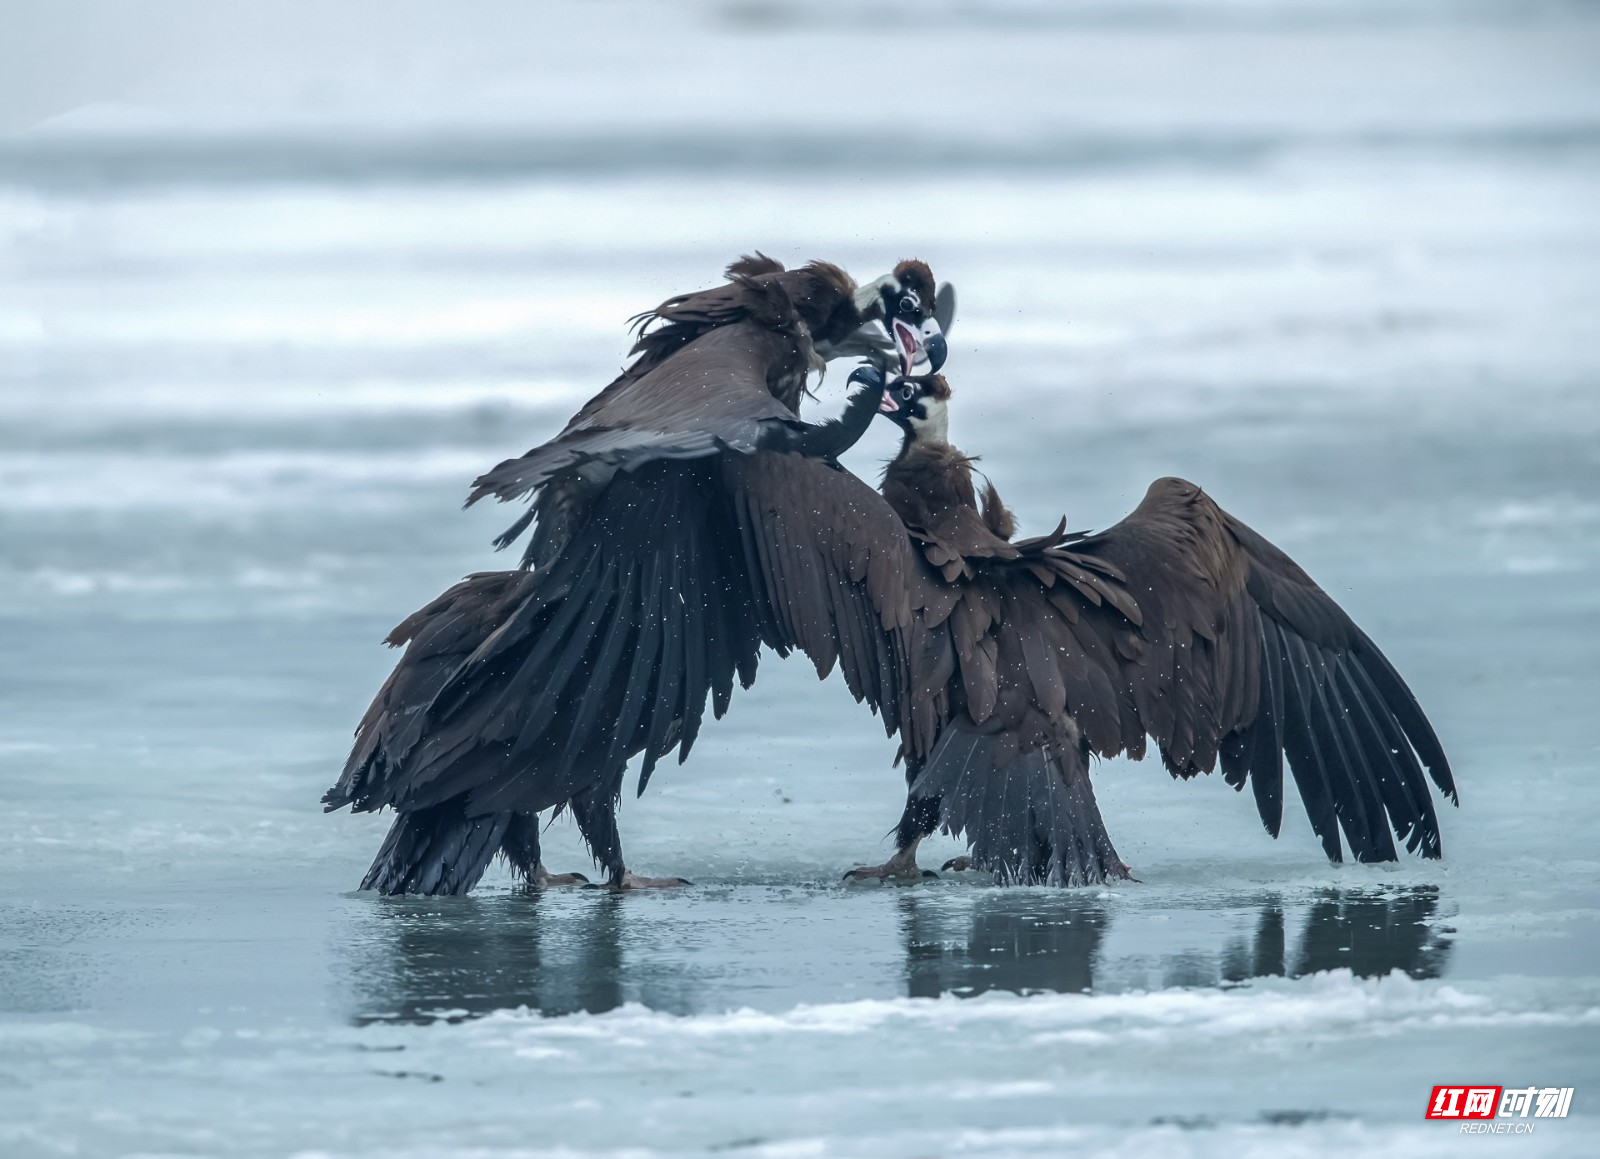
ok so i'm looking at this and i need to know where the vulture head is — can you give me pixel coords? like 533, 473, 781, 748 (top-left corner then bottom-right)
877, 372, 953, 443
852, 259, 953, 377
637, 254, 954, 385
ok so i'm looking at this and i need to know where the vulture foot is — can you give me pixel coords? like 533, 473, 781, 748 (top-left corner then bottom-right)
844, 844, 936, 885
532, 863, 590, 887
941, 856, 976, 873
610, 871, 693, 891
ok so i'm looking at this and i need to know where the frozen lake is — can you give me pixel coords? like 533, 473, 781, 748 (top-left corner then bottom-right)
3, 2, 1600, 1155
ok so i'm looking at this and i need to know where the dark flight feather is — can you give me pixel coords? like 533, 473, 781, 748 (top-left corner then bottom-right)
876, 432, 1455, 880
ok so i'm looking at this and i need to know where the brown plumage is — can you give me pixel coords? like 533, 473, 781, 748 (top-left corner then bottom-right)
891, 259, 937, 309
470, 255, 874, 568
324, 257, 948, 894
860, 374, 1456, 884
326, 261, 1452, 895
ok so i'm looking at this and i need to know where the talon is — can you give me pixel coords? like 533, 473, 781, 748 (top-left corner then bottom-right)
615, 871, 692, 891
532, 863, 591, 887
941, 856, 975, 873
843, 865, 894, 884
843, 845, 929, 885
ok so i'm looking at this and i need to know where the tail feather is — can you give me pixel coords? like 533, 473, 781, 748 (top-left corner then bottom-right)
911, 724, 1128, 886
360, 801, 512, 896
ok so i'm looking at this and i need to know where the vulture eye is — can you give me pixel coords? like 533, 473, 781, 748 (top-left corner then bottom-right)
898, 293, 919, 315
900, 384, 916, 401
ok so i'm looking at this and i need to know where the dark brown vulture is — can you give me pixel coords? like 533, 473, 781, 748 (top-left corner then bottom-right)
323, 256, 954, 893
844, 373, 1456, 885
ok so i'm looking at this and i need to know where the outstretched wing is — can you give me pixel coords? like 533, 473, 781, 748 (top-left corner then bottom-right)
329, 450, 950, 828
330, 459, 768, 820
723, 451, 945, 759
327, 570, 538, 814
1067, 477, 1456, 862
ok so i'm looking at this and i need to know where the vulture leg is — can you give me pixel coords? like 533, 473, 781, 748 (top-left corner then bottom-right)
500, 812, 589, 888
844, 770, 943, 882
896, 783, 944, 853
567, 786, 691, 891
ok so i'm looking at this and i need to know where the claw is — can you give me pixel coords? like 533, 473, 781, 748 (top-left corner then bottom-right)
842, 868, 934, 884
941, 856, 974, 873
532, 863, 590, 887
844, 843, 932, 885
613, 871, 693, 891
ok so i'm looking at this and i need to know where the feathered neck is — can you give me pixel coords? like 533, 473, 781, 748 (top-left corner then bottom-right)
898, 396, 950, 456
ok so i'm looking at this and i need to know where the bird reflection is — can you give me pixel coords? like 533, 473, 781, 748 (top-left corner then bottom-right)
1275, 886, 1451, 981
340, 890, 625, 1025
901, 891, 1109, 999
337, 884, 1453, 1023
899, 885, 1452, 1000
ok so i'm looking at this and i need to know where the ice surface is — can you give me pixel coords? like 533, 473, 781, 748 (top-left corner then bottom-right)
3, 2, 1599, 1156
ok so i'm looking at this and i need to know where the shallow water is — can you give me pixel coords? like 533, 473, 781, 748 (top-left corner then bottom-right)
4, 3, 1600, 1156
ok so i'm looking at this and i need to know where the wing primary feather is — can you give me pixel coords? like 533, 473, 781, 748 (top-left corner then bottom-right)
507, 553, 613, 756
677, 545, 712, 763
1314, 647, 1398, 862
1345, 658, 1444, 857
556, 563, 637, 772
1251, 615, 1287, 837
1292, 634, 1377, 860
1277, 627, 1344, 862
610, 545, 663, 774
1353, 641, 1457, 803
1332, 660, 1431, 857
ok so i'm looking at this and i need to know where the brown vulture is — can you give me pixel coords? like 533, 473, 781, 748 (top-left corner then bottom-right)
324, 257, 1453, 894
843, 373, 1456, 885
323, 255, 953, 892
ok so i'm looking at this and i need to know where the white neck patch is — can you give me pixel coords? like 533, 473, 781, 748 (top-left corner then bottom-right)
909, 396, 949, 444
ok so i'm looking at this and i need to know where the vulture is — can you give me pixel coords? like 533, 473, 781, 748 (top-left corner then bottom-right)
324, 255, 954, 893
844, 373, 1456, 885
326, 254, 1455, 895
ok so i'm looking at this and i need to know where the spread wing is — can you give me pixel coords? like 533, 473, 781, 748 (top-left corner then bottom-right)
722, 451, 946, 757
327, 570, 538, 814
905, 477, 1454, 878
327, 451, 950, 827
1066, 477, 1456, 862
329, 459, 767, 818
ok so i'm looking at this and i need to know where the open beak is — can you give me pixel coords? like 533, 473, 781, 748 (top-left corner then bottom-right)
879, 389, 900, 414
892, 316, 947, 376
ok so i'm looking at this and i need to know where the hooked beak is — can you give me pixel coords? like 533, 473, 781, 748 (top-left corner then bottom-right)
892, 316, 948, 376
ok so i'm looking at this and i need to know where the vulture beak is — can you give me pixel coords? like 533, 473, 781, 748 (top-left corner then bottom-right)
879, 389, 900, 414
893, 316, 947, 377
